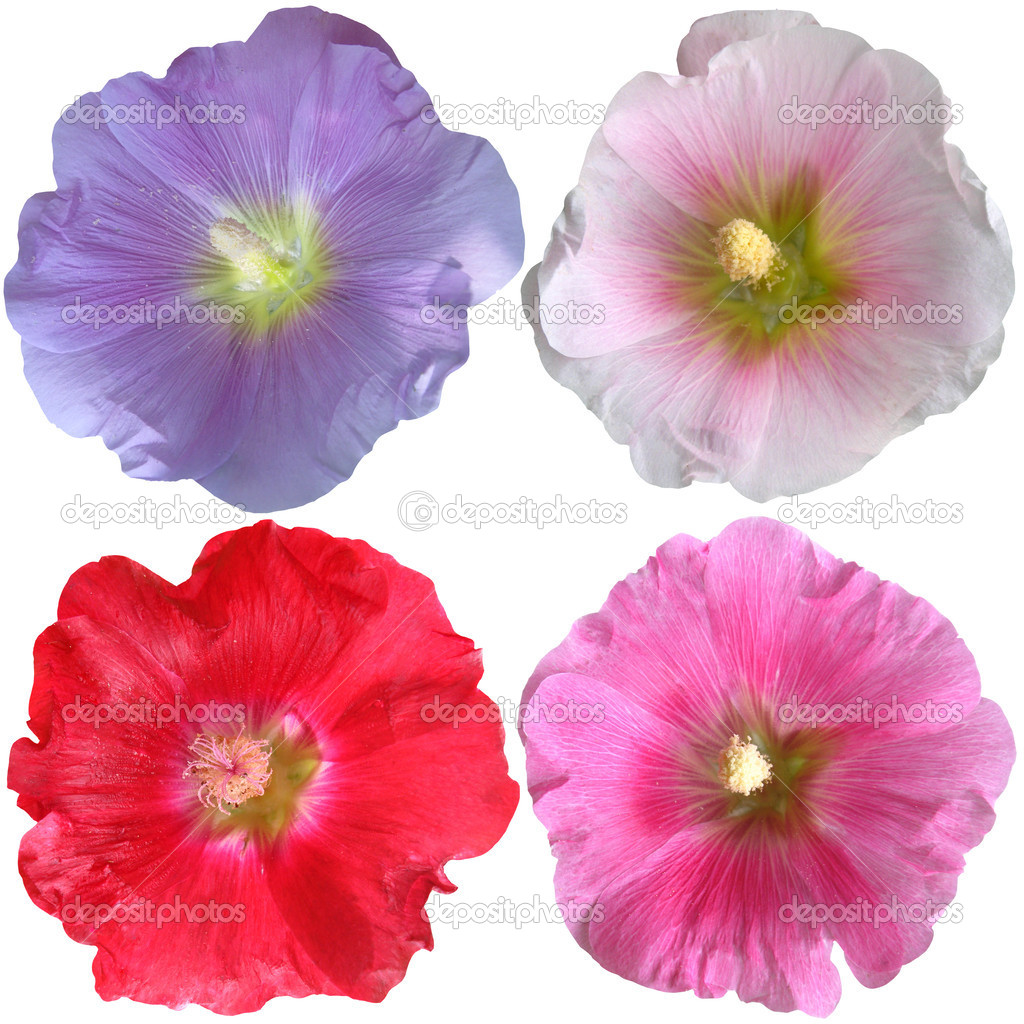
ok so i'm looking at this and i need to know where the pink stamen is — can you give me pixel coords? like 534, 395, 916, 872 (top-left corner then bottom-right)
184, 733, 273, 813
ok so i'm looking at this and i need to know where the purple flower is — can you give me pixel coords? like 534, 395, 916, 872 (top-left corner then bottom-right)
6, 6, 524, 511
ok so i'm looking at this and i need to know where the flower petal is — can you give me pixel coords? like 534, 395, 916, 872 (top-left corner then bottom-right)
676, 10, 819, 76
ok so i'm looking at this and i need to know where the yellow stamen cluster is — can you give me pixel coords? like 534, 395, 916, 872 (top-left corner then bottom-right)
713, 218, 785, 288
717, 734, 773, 796
209, 218, 283, 283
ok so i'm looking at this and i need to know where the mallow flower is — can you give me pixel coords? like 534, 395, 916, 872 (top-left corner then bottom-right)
520, 517, 1013, 1015
524, 10, 1012, 499
6, 6, 524, 511
9, 521, 518, 1012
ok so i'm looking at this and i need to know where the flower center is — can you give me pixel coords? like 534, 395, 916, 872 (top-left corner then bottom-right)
209, 219, 290, 284
184, 732, 273, 813
717, 734, 773, 796
713, 219, 786, 288
207, 217, 314, 316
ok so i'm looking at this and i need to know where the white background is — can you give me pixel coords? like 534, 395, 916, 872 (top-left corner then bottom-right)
1, 1, 1019, 1021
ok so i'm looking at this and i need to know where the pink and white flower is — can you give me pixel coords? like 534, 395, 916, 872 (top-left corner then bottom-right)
524, 10, 1013, 498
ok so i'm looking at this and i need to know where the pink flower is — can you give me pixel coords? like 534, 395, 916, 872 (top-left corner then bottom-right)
524, 10, 1013, 499
520, 517, 1013, 1015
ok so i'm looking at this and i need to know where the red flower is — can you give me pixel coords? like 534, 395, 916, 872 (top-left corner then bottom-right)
9, 521, 518, 1013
